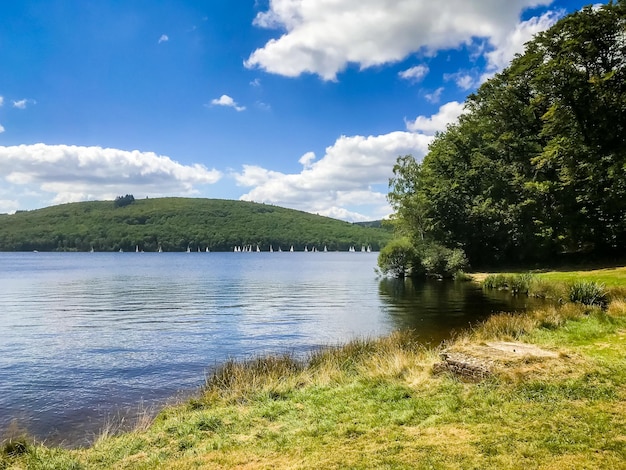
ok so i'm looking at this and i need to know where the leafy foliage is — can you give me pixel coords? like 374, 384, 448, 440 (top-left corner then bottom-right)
388, 2, 626, 267
568, 281, 609, 308
0, 198, 391, 252
113, 194, 135, 208
376, 237, 419, 278
377, 238, 468, 279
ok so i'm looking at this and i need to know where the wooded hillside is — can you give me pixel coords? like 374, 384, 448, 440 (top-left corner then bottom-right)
0, 198, 391, 252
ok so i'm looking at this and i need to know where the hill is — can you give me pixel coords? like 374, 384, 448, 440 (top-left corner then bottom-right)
0, 198, 392, 252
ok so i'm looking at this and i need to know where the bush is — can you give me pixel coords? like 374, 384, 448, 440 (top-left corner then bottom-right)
569, 281, 608, 308
377, 238, 421, 278
482, 273, 535, 295
378, 238, 468, 279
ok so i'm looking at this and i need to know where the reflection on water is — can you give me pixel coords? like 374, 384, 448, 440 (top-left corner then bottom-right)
378, 277, 541, 345
0, 252, 540, 446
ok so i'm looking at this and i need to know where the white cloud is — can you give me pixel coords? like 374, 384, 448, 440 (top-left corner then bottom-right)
0, 144, 222, 206
0, 124, 4, 134
424, 87, 444, 104
209, 94, 246, 112
444, 72, 476, 90
245, 0, 553, 80
12, 99, 33, 109
405, 101, 465, 134
298, 151, 316, 168
234, 130, 432, 221
399, 64, 429, 83
0, 199, 19, 214
482, 10, 561, 80
158, 34, 169, 44
0, 96, 4, 107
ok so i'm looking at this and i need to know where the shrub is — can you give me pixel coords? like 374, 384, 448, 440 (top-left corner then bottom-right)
508, 273, 535, 295
568, 281, 608, 308
377, 238, 421, 278
482, 274, 508, 290
482, 273, 535, 295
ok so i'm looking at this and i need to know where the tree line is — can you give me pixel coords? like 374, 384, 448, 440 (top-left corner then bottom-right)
380, 1, 626, 276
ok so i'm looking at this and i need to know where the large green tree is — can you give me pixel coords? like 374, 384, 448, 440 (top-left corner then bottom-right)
388, 1, 626, 267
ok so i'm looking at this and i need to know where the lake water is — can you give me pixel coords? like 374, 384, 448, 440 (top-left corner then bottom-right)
0, 252, 536, 446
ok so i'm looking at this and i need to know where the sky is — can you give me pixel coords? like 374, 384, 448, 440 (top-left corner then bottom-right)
0, 0, 603, 221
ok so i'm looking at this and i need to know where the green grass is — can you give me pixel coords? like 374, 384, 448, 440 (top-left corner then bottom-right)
535, 266, 626, 288
2, 271, 626, 469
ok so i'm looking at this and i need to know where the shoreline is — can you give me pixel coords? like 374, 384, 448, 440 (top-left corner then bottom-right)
3, 268, 625, 468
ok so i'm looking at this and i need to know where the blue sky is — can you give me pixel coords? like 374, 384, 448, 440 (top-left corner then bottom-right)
0, 0, 602, 221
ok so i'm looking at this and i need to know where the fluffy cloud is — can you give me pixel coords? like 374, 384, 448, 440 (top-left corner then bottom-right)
235, 130, 432, 221
0, 124, 4, 134
245, 0, 553, 80
399, 65, 429, 83
233, 100, 467, 221
0, 144, 222, 206
158, 34, 169, 43
483, 10, 561, 79
209, 94, 246, 111
0, 96, 4, 107
405, 101, 465, 134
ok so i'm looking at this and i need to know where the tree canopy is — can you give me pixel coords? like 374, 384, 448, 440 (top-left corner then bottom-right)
386, 1, 626, 269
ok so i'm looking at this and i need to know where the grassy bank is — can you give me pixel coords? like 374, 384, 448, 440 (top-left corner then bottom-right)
2, 272, 626, 469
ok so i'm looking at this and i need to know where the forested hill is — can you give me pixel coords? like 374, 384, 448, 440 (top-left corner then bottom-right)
0, 198, 392, 252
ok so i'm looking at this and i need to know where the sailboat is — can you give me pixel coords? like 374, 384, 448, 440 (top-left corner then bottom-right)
186, 245, 191, 253
269, 245, 273, 253
158, 245, 163, 253
90, 246, 94, 253
136, 245, 139, 253
324, 245, 328, 252
290, 245, 294, 252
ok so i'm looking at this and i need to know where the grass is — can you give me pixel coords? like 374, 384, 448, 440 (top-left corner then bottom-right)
2, 270, 626, 469
479, 266, 626, 302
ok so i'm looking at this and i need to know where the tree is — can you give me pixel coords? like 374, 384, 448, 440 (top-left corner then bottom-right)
387, 1, 626, 266
114, 194, 135, 208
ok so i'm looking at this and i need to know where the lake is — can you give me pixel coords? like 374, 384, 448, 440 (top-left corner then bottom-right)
0, 252, 535, 446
